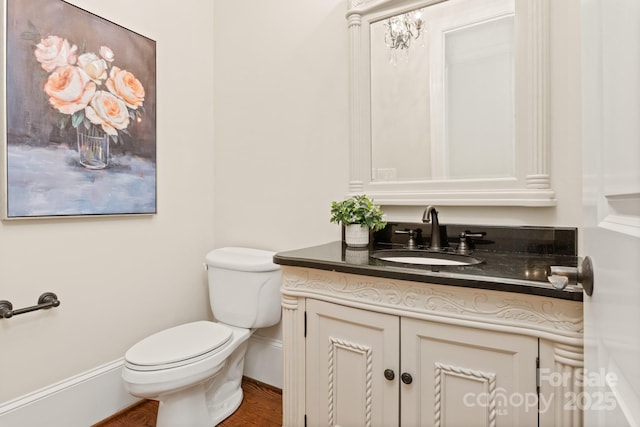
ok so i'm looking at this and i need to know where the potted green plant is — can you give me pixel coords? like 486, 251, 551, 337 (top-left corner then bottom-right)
330, 194, 387, 247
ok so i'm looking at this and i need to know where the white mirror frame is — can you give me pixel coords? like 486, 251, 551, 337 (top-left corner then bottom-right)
346, 0, 556, 206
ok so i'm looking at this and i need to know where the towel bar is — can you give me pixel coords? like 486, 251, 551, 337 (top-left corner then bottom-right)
0, 292, 60, 319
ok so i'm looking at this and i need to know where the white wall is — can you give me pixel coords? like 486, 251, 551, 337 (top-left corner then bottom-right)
212, 0, 350, 360
213, 0, 350, 253
0, 0, 216, 403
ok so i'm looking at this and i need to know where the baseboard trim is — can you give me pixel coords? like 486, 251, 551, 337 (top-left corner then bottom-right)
0, 358, 138, 427
244, 334, 283, 389
0, 336, 283, 427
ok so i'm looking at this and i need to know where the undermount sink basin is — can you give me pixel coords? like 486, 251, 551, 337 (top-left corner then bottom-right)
371, 249, 484, 267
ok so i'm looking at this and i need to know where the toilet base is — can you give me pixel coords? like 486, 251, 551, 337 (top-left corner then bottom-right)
157, 382, 211, 427
123, 324, 251, 427
154, 340, 247, 427
206, 337, 248, 424
155, 383, 243, 427
210, 388, 243, 426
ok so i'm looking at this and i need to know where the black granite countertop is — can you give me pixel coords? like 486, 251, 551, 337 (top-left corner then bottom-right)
274, 241, 584, 302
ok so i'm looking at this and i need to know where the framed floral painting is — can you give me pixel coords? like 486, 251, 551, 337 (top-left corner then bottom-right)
2, 0, 156, 218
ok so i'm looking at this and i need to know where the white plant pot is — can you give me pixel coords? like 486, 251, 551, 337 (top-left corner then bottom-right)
345, 224, 370, 248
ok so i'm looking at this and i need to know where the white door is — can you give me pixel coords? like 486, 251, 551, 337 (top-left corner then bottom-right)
581, 0, 640, 425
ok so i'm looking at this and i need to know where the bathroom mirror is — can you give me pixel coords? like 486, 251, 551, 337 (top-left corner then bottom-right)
346, 0, 556, 206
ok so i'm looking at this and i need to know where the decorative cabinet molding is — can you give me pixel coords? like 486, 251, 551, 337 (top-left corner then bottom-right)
282, 267, 583, 339
327, 337, 374, 427
281, 266, 584, 427
433, 363, 498, 427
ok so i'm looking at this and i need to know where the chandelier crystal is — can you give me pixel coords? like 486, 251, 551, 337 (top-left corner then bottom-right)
384, 8, 426, 51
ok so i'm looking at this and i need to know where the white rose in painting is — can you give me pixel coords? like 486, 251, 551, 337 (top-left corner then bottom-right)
100, 46, 115, 62
34, 35, 78, 72
77, 53, 108, 83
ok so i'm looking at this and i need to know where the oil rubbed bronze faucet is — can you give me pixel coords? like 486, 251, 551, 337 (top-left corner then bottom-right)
422, 205, 442, 251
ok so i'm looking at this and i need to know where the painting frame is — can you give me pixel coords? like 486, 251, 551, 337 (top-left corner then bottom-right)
1, 0, 157, 219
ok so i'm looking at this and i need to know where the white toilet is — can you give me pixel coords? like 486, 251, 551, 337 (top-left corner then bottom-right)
121, 247, 282, 427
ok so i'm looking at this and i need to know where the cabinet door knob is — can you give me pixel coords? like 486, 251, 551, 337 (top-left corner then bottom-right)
401, 372, 413, 384
384, 369, 395, 381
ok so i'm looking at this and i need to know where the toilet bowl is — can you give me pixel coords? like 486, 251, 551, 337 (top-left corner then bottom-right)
121, 247, 281, 427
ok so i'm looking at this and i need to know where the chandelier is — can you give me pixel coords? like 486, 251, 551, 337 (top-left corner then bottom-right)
384, 9, 426, 51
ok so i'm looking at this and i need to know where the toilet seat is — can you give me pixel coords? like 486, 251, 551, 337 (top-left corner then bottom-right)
125, 321, 233, 371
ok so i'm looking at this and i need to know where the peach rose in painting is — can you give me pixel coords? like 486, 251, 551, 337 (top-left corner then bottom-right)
34, 35, 78, 72
33, 34, 148, 144
44, 65, 96, 115
85, 90, 130, 136
77, 53, 108, 83
106, 66, 145, 109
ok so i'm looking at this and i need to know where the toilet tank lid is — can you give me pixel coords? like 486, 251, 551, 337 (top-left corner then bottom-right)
205, 247, 280, 272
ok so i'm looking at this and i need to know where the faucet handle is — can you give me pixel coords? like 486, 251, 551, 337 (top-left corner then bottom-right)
456, 231, 486, 255
463, 230, 486, 239
395, 229, 420, 249
457, 233, 471, 255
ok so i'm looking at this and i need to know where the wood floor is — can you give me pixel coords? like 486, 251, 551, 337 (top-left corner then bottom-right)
93, 377, 282, 427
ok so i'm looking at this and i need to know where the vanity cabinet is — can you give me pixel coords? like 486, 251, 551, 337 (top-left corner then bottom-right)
306, 299, 538, 427
281, 266, 584, 427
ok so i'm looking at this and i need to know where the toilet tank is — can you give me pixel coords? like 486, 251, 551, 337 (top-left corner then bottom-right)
205, 247, 282, 329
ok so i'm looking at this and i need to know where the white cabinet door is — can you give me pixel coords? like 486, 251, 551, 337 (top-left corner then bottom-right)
401, 318, 538, 427
305, 299, 400, 427
582, 0, 640, 425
